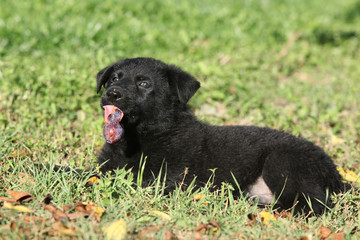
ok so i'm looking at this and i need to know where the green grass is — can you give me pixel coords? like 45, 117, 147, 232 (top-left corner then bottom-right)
1, 0, 360, 238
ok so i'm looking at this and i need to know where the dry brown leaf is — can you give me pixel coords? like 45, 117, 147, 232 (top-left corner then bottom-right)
8, 149, 31, 159
318, 226, 333, 239
10, 222, 32, 236
0, 190, 35, 204
74, 201, 104, 221
23, 216, 46, 223
194, 221, 220, 239
137, 225, 160, 238
63, 201, 104, 221
164, 227, 177, 240
7, 190, 35, 203
274, 210, 292, 219
44, 203, 69, 221
332, 233, 345, 240
0, 196, 17, 203
18, 172, 35, 184
67, 212, 88, 219
194, 230, 202, 240
299, 237, 309, 240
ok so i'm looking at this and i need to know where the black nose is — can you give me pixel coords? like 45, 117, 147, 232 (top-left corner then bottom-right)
106, 88, 122, 101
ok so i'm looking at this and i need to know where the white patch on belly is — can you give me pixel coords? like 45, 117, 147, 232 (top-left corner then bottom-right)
247, 175, 273, 205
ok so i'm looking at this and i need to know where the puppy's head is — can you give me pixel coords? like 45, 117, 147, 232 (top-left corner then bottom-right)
96, 57, 200, 126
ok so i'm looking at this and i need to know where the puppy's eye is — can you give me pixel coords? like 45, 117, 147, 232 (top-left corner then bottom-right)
138, 81, 150, 88
111, 77, 119, 83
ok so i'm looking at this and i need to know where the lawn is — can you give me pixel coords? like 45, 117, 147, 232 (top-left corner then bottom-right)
1, 0, 360, 239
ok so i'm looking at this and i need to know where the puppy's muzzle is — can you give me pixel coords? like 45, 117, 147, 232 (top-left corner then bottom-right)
105, 88, 123, 103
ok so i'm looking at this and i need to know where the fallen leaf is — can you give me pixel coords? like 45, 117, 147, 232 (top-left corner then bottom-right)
151, 210, 172, 221
194, 221, 220, 239
332, 233, 345, 240
259, 211, 276, 226
61, 201, 105, 221
103, 219, 127, 240
52, 222, 78, 236
274, 210, 292, 219
0, 190, 35, 204
23, 216, 46, 223
0, 196, 17, 203
63, 201, 104, 221
7, 190, 35, 203
194, 229, 202, 240
87, 176, 99, 185
192, 193, 209, 206
10, 222, 32, 236
77, 201, 104, 221
318, 226, 332, 239
3, 201, 33, 213
8, 149, 31, 159
337, 167, 360, 183
67, 212, 88, 219
18, 172, 35, 184
331, 135, 345, 145
44, 203, 69, 221
193, 193, 206, 201
164, 227, 177, 240
318, 226, 345, 240
136, 225, 160, 239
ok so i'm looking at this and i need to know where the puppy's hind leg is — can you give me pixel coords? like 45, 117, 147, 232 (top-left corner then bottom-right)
261, 151, 330, 215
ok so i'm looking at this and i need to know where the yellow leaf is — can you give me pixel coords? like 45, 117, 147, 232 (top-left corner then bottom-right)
9, 149, 30, 158
81, 201, 105, 221
87, 176, 99, 185
193, 193, 205, 201
337, 167, 360, 183
193, 193, 209, 206
103, 219, 127, 240
331, 135, 345, 145
259, 211, 276, 225
150, 210, 172, 221
3, 201, 33, 213
52, 222, 78, 236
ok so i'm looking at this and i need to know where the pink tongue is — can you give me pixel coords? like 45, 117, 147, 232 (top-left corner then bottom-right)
103, 105, 124, 123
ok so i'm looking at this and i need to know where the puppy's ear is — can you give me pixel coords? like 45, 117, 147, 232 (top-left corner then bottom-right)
167, 65, 200, 104
96, 65, 114, 93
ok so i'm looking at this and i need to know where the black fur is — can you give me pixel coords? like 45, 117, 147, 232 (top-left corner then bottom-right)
97, 57, 347, 215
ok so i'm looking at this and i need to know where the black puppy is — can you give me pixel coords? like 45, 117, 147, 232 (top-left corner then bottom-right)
96, 57, 347, 215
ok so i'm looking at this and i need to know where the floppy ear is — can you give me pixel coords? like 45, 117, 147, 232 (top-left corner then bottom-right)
96, 65, 114, 93
167, 65, 200, 104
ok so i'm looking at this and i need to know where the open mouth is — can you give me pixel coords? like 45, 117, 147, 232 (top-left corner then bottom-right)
103, 105, 124, 144
103, 105, 124, 124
